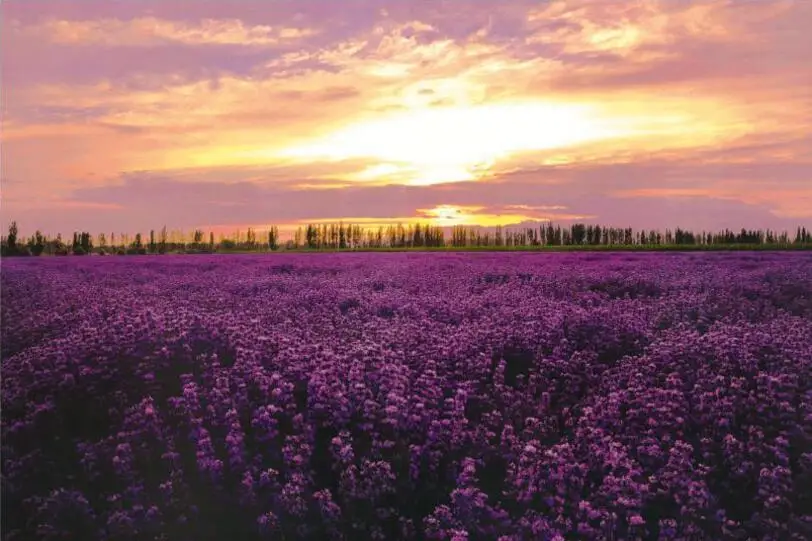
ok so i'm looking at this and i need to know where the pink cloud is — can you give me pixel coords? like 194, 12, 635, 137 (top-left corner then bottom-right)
14, 17, 315, 47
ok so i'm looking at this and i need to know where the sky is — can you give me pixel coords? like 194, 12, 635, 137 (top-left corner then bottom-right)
2, 0, 811, 237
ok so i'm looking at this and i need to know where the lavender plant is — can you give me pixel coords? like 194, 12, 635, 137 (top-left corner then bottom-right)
2, 252, 811, 540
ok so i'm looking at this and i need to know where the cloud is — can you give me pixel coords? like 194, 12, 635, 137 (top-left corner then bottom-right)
4, 146, 804, 237
2, 0, 811, 235
13, 17, 316, 47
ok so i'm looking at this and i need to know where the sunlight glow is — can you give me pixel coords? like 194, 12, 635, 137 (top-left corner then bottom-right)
419, 204, 484, 226
414, 204, 592, 227
278, 101, 639, 185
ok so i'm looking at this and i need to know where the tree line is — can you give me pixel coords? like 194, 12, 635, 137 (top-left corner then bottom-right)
1, 220, 811, 257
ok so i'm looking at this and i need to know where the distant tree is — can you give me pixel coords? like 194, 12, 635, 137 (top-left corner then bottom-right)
355, 224, 363, 248
571, 223, 586, 245
31, 230, 45, 256
304, 225, 314, 249
68, 232, 91, 255
495, 225, 504, 247
396, 223, 405, 248
268, 226, 279, 251
7, 221, 18, 253
338, 221, 347, 249
543, 224, 553, 246
525, 227, 535, 246
159, 226, 168, 253
81, 232, 92, 253
348, 224, 357, 248
562, 229, 572, 245
192, 229, 203, 245
413, 224, 424, 247
8, 220, 812, 258
123, 233, 145, 255
2, 221, 20, 256
54, 233, 69, 256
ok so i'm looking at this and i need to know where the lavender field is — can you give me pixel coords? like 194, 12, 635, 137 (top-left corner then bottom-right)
2, 252, 811, 540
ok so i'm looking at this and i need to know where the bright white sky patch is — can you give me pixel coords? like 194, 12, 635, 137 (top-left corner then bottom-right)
277, 101, 645, 185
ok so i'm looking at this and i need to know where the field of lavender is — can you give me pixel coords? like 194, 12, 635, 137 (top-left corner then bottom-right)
2, 252, 811, 540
